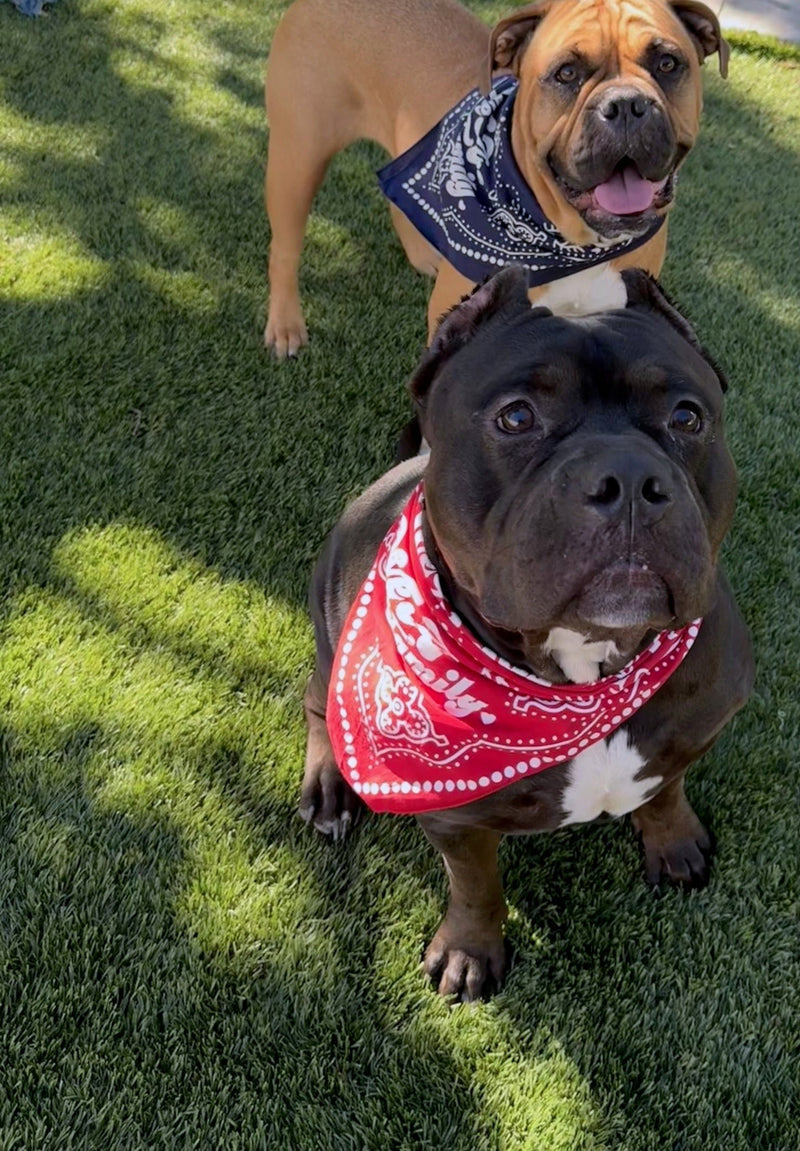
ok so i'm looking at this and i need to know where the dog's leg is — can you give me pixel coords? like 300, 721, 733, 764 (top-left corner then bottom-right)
418, 822, 507, 1001
264, 4, 370, 360
631, 773, 712, 888
388, 205, 442, 278
300, 669, 366, 840
264, 122, 339, 360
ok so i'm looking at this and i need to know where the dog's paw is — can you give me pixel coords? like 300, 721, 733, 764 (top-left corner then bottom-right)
423, 922, 507, 1002
640, 824, 713, 890
299, 761, 365, 842
264, 303, 308, 360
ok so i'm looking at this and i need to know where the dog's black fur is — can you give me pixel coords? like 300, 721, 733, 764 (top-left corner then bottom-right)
302, 269, 753, 999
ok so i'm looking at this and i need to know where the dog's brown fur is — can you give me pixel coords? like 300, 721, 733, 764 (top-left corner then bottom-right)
264, 0, 727, 357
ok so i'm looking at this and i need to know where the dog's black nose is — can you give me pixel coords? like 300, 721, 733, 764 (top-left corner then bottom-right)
584, 454, 672, 524
597, 88, 654, 123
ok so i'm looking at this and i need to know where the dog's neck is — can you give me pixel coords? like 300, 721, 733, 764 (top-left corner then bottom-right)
421, 511, 653, 686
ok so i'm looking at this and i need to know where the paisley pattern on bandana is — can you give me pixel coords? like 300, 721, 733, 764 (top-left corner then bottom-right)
377, 77, 664, 287
327, 484, 702, 815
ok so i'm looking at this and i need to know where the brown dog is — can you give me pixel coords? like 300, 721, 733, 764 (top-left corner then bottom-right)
264, 0, 727, 357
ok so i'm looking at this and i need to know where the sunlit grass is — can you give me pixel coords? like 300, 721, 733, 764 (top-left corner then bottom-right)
0, 522, 317, 961
0, 232, 110, 300
53, 522, 310, 684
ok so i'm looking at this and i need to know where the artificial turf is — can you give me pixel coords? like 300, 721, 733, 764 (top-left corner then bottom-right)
0, 1, 798, 1147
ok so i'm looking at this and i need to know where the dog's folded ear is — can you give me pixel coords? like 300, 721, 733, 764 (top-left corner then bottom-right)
484, 2, 552, 93
670, 0, 729, 77
409, 266, 536, 405
622, 268, 729, 392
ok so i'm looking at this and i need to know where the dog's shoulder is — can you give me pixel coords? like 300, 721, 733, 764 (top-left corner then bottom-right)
310, 457, 426, 660
333, 456, 426, 563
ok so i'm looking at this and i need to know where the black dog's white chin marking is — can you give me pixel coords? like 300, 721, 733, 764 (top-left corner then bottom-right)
544, 626, 619, 684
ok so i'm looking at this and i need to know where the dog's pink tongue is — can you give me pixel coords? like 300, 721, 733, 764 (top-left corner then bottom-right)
594, 167, 662, 215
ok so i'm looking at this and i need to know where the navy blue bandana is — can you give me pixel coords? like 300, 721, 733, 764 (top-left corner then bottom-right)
378, 77, 664, 287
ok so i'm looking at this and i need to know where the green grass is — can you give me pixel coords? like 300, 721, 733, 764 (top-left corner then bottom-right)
0, 2, 798, 1147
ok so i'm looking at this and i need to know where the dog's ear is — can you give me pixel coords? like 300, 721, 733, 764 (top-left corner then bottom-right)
621, 268, 729, 392
484, 2, 552, 93
409, 267, 534, 406
670, 0, 729, 77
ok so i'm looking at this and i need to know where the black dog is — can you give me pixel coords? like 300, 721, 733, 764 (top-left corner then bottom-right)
302, 268, 753, 1001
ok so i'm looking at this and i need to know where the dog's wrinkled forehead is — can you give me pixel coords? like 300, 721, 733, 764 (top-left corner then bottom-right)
410, 267, 726, 415
442, 311, 719, 415
491, 0, 728, 81
533, 1, 696, 68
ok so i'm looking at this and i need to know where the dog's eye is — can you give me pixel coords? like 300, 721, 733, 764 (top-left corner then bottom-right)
669, 402, 703, 434
554, 63, 578, 84
657, 53, 679, 74
497, 402, 536, 434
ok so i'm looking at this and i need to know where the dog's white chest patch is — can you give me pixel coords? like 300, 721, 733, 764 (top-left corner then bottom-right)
535, 264, 627, 317
545, 627, 618, 684
559, 730, 661, 826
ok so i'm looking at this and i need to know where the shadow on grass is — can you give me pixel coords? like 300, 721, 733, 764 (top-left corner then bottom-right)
1, 732, 511, 1147
0, 0, 426, 609
0, 1, 798, 1146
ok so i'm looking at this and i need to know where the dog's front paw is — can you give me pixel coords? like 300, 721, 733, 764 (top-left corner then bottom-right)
631, 783, 714, 890
264, 301, 308, 360
299, 760, 366, 842
423, 919, 507, 1002
639, 823, 713, 889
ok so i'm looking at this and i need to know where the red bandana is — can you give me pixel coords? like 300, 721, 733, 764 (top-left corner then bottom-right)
327, 484, 701, 815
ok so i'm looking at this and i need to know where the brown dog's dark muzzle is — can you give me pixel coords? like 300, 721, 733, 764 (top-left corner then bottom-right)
573, 93, 676, 187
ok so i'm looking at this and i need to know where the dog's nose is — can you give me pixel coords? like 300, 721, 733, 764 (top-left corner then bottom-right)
597, 88, 654, 123
584, 455, 672, 524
